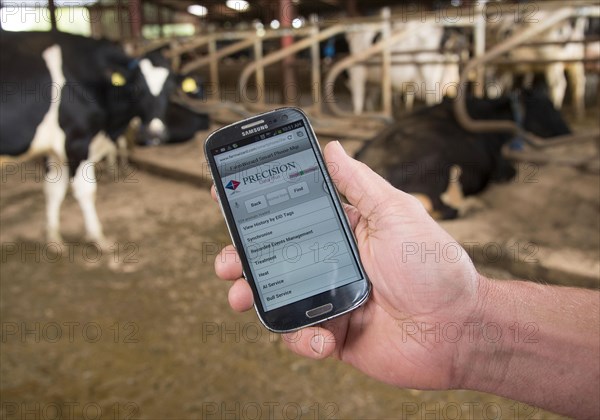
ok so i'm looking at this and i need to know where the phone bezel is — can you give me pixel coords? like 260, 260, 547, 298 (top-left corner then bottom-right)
205, 107, 371, 332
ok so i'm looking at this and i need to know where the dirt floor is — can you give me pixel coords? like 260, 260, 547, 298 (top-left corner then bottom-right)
2, 103, 598, 419
2, 156, 584, 419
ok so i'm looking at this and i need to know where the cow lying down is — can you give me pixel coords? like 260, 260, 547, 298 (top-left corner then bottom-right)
355, 90, 571, 219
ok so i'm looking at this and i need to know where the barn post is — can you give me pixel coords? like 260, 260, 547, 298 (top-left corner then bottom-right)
128, 0, 143, 40
116, 0, 124, 40
380, 7, 392, 119
88, 5, 104, 38
346, 0, 360, 17
254, 33, 265, 107
157, 5, 164, 39
48, 0, 58, 31
279, 0, 297, 105
208, 35, 220, 100
309, 14, 321, 115
473, 1, 486, 98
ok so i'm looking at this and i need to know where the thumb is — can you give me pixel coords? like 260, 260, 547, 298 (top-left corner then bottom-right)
324, 141, 397, 218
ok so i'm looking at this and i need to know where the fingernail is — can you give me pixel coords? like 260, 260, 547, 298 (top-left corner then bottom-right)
310, 334, 325, 355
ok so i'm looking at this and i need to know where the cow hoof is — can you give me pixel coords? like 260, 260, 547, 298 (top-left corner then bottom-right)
86, 235, 111, 250
47, 231, 64, 245
440, 207, 459, 220
457, 197, 487, 217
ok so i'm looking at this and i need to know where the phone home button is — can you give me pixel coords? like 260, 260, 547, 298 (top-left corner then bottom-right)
306, 303, 333, 319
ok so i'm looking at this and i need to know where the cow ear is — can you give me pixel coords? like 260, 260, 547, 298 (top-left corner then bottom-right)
111, 72, 127, 87
181, 77, 198, 94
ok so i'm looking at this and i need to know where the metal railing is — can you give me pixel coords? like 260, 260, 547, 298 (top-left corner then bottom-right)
161, 1, 599, 146
454, 7, 599, 138
453, 5, 600, 167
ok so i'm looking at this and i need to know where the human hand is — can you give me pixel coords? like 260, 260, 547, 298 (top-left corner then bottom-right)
212, 141, 484, 391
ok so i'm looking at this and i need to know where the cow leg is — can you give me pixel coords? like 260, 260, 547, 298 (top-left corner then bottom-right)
117, 135, 129, 167
415, 192, 458, 220
404, 91, 415, 112
71, 132, 118, 247
567, 62, 586, 120
347, 66, 367, 115
105, 145, 117, 168
546, 63, 566, 109
496, 71, 514, 99
72, 160, 106, 247
44, 155, 69, 243
440, 165, 464, 209
95, 133, 119, 171
430, 194, 459, 220
439, 165, 485, 217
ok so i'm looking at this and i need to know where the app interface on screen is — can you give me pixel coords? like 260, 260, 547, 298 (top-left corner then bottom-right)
214, 120, 363, 311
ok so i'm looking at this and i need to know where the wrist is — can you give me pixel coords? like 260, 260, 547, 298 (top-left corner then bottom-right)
453, 274, 515, 393
447, 267, 600, 419
454, 277, 600, 418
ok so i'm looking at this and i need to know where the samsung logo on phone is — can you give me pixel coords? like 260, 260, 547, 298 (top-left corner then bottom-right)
241, 125, 269, 137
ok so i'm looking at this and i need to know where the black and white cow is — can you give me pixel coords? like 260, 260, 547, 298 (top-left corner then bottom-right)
355, 88, 571, 219
0, 31, 174, 245
345, 21, 461, 114
487, 8, 589, 117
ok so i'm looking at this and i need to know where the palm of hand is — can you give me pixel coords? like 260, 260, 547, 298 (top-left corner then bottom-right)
322, 196, 480, 390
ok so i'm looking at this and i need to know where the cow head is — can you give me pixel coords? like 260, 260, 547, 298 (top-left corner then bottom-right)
132, 50, 175, 141
106, 49, 174, 142
133, 73, 206, 146
520, 85, 571, 138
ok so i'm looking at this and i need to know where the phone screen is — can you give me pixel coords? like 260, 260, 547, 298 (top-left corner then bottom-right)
212, 119, 365, 312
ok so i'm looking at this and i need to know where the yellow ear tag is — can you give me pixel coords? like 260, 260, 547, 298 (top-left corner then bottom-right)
182, 77, 198, 93
111, 72, 126, 87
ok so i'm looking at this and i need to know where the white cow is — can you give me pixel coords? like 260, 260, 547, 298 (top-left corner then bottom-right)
346, 21, 461, 115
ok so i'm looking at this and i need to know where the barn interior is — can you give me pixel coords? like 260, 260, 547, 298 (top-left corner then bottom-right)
1, 0, 599, 419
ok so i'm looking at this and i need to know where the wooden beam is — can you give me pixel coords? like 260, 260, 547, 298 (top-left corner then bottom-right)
117, 0, 124, 39
129, 0, 143, 39
157, 4, 164, 38
280, 0, 296, 105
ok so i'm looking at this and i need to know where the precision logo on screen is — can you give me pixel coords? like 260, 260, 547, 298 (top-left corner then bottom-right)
225, 180, 240, 191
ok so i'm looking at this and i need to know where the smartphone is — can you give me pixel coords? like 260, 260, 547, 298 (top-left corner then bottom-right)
205, 107, 371, 333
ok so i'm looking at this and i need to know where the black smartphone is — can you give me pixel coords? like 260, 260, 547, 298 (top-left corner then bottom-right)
205, 107, 371, 333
